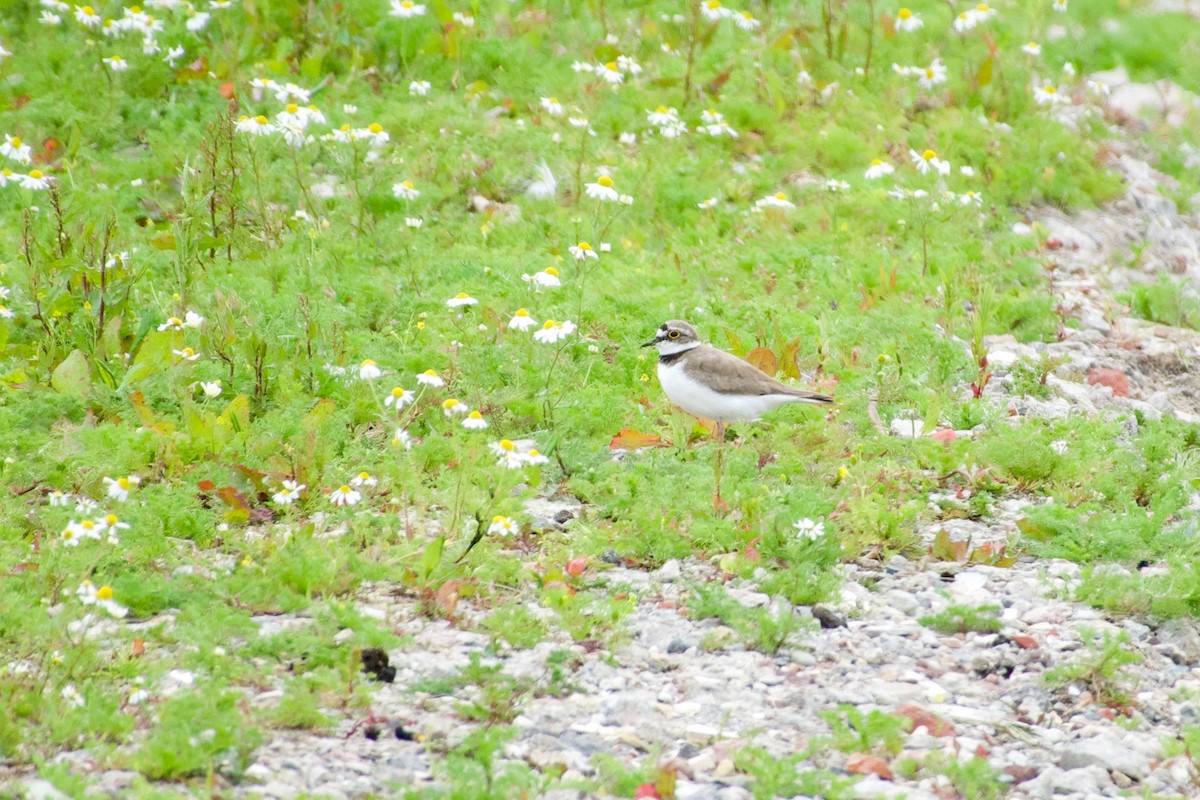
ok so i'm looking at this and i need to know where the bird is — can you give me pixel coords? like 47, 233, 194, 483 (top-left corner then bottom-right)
642, 319, 833, 506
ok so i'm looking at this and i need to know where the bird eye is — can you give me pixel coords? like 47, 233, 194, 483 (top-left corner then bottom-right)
667, 330, 680, 339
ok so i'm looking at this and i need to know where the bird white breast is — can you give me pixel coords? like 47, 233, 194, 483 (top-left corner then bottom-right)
657, 360, 804, 423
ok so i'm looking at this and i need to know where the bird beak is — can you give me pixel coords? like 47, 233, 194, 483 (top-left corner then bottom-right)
641, 337, 658, 348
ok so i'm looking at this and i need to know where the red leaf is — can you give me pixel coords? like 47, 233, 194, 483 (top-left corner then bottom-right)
566, 557, 588, 577
216, 486, 250, 511
634, 784, 660, 800
609, 429, 664, 450
846, 753, 894, 780
197, 479, 217, 492
928, 428, 956, 444
218, 82, 236, 99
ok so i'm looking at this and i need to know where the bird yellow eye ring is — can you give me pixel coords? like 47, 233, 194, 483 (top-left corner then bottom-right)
668, 330, 680, 339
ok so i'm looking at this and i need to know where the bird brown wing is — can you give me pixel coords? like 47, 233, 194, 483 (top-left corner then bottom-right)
687, 346, 834, 402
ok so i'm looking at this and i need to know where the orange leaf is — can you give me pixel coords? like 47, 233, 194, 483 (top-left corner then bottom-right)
435, 580, 460, 616
779, 337, 802, 380
846, 753, 894, 780
609, 428, 664, 450
197, 479, 217, 492
745, 347, 778, 376
218, 82, 236, 99
216, 486, 250, 511
131, 638, 145, 658
896, 704, 956, 737
566, 557, 588, 577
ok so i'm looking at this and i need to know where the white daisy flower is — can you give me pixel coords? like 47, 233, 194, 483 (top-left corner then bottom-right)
584, 174, 620, 202
384, 386, 414, 409
271, 479, 305, 505
102, 55, 129, 72
1, 135, 32, 164
1021, 42, 1041, 56
392, 180, 420, 200
754, 192, 796, 210
895, 7, 923, 31
540, 97, 563, 116
409, 80, 431, 96
442, 398, 469, 416
417, 369, 445, 388
910, 148, 950, 175
488, 515, 519, 536
524, 267, 562, 288
508, 309, 538, 331
794, 517, 826, 540
462, 411, 489, 430
349, 471, 377, 488
569, 242, 598, 260
358, 359, 383, 380
864, 159, 895, 180
446, 292, 478, 308
103, 475, 140, 502
330, 485, 362, 506
389, 0, 426, 17
533, 319, 576, 344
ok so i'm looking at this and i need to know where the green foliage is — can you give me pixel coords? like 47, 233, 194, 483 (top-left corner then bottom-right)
130, 690, 262, 780
1045, 629, 1143, 708
735, 747, 860, 800
687, 583, 809, 655
919, 604, 1003, 635
815, 705, 910, 757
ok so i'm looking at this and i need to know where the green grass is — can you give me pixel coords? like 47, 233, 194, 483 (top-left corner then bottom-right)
1, 0, 1199, 793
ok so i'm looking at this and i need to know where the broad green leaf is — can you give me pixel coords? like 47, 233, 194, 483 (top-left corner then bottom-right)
51, 349, 91, 398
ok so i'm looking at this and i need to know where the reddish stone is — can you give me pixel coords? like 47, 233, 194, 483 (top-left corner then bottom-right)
1010, 634, 1039, 650
1087, 368, 1130, 397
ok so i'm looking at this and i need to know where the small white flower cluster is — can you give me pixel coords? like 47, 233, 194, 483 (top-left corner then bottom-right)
0, 134, 52, 190
489, 438, 550, 469
699, 0, 761, 30
952, 2, 997, 33
893, 58, 947, 90
573, 55, 642, 86
76, 580, 128, 618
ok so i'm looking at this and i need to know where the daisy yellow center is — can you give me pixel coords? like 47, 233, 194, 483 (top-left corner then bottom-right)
454, 292, 469, 299
1042, 84, 1056, 93
82, 5, 94, 14
254, 115, 268, 125
542, 320, 558, 329
605, 61, 618, 72
358, 472, 370, 480
401, 180, 414, 189
898, 7, 912, 18
925, 67, 935, 78
544, 267, 559, 276
368, 122, 383, 134
81, 520, 95, 530
577, 241, 592, 250
104, 514, 117, 525
976, 3, 989, 11
492, 515, 506, 524
597, 175, 614, 188
922, 149, 937, 161
741, 10, 753, 18
548, 97, 557, 103
527, 449, 541, 457
308, 104, 319, 111
443, 398, 460, 409
391, 387, 405, 397
29, 170, 44, 179
423, 369, 438, 376
286, 103, 299, 113
118, 477, 131, 490
129, 5, 140, 12
338, 485, 352, 494
402, 0, 413, 7
871, 159, 884, 166
168, 316, 182, 325
514, 308, 530, 317
63, 529, 75, 538
958, 12, 969, 20
655, 106, 668, 114
498, 439, 515, 451
467, 411, 483, 419
9, 137, 20, 147
340, 123, 352, 131
180, 347, 195, 357
706, 0, 721, 8
361, 359, 376, 366
97, 585, 114, 600
774, 192, 787, 200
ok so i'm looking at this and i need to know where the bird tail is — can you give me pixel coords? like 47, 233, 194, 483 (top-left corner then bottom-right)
786, 390, 834, 405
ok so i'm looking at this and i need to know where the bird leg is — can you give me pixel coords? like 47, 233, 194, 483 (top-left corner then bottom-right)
713, 420, 729, 512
